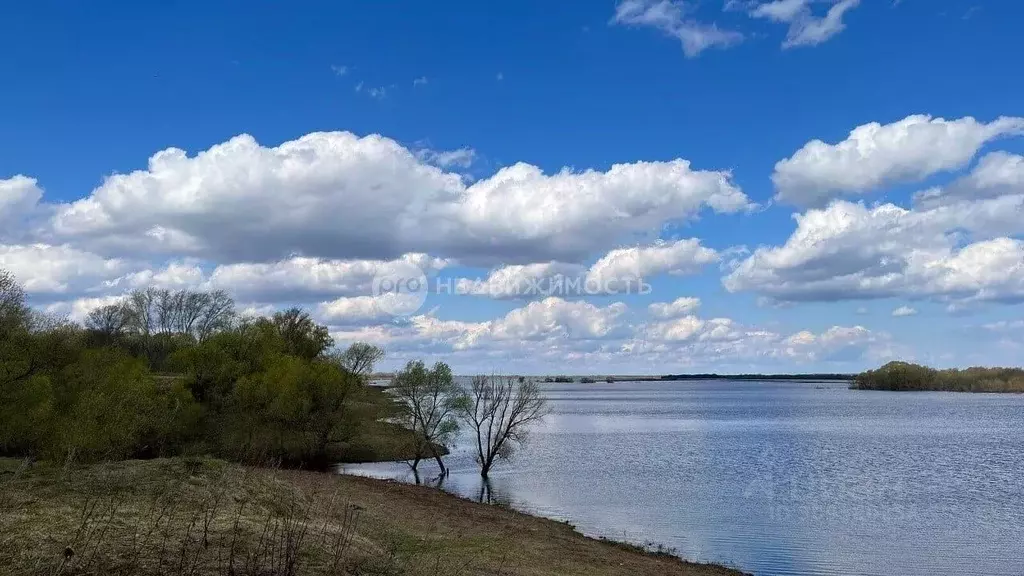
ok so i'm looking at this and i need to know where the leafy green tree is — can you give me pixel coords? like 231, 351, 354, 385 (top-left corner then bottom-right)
1, 269, 34, 388
268, 308, 334, 360
335, 342, 386, 381
0, 269, 29, 332
0, 372, 52, 457
229, 354, 363, 465
853, 361, 1024, 392
0, 269, 443, 468
391, 360, 461, 479
46, 348, 197, 462
170, 321, 278, 404
84, 303, 133, 347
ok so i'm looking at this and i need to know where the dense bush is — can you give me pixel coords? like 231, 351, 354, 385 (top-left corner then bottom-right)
853, 361, 1024, 393
1, 269, 391, 466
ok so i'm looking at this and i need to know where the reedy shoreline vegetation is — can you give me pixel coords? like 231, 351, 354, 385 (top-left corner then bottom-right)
852, 361, 1024, 393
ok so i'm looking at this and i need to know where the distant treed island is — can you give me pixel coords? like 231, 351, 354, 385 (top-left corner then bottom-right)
852, 361, 1024, 393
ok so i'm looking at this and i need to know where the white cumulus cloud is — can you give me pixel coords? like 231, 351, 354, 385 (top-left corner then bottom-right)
773, 115, 1024, 206
46, 132, 750, 266
585, 238, 720, 289
0, 243, 127, 295
724, 197, 1024, 304
207, 253, 449, 302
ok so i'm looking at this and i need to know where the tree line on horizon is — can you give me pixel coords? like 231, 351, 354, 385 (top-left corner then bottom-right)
0, 268, 546, 477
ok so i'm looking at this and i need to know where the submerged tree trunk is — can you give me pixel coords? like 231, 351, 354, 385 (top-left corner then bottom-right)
408, 455, 422, 485
431, 450, 448, 477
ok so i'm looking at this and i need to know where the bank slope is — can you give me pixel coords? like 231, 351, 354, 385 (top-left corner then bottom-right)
0, 457, 746, 576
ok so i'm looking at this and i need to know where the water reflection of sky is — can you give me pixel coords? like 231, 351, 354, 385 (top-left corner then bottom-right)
341, 380, 1024, 576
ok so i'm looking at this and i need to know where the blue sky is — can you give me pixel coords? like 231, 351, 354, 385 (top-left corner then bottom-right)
2, 0, 1023, 373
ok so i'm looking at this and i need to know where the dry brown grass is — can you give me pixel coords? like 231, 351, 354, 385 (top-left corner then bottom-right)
0, 457, 745, 576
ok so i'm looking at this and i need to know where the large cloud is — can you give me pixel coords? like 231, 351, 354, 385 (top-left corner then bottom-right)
453, 262, 585, 299
1, 176, 42, 220
453, 238, 719, 299
321, 294, 888, 372
724, 192, 1024, 304
43, 295, 128, 323
735, 114, 1024, 305
206, 253, 449, 302
631, 313, 884, 366
914, 151, 1024, 209
772, 115, 1024, 206
317, 293, 427, 326
402, 297, 630, 352
775, 325, 880, 363
1, 176, 45, 242
2, 240, 450, 307
2, 124, 915, 372
585, 238, 719, 288
46, 132, 750, 265
0, 244, 126, 295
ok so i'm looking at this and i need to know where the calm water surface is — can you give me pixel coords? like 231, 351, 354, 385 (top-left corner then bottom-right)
341, 380, 1024, 576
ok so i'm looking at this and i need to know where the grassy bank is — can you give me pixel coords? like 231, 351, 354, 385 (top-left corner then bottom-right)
852, 361, 1024, 393
0, 457, 744, 576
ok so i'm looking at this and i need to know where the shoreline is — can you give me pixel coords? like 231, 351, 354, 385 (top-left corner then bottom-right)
342, 473, 749, 575
340, 464, 743, 572
2, 457, 748, 576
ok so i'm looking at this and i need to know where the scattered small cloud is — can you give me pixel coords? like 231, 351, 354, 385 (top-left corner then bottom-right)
982, 320, 1024, 332
748, 0, 861, 48
355, 81, 389, 99
330, 64, 348, 77
892, 306, 918, 317
856, 307, 869, 315
946, 303, 975, 316
416, 147, 477, 169
496, 72, 504, 81
413, 76, 428, 87
611, 0, 743, 58
962, 5, 981, 20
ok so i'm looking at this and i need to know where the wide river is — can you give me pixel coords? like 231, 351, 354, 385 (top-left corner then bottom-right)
340, 379, 1024, 576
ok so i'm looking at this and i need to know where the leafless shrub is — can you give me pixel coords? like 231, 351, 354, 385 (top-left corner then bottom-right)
457, 375, 548, 478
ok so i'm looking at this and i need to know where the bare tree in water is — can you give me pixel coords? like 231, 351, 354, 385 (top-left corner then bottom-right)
458, 375, 547, 478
